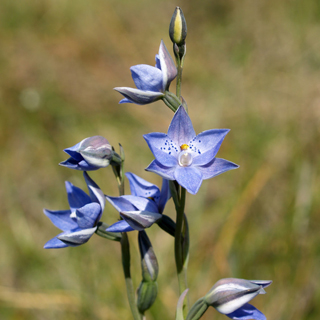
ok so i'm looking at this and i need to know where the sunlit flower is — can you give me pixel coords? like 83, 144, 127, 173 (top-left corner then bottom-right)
43, 172, 105, 248
204, 278, 272, 320
144, 106, 239, 194
114, 40, 177, 105
106, 172, 171, 232
60, 136, 119, 171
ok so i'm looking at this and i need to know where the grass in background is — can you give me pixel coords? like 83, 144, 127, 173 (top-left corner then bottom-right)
0, 0, 319, 319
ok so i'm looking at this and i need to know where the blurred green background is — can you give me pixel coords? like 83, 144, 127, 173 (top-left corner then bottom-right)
0, 0, 320, 319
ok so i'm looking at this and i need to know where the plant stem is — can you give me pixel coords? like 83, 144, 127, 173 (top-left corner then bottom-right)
113, 156, 142, 320
174, 186, 189, 316
121, 232, 142, 320
176, 62, 183, 100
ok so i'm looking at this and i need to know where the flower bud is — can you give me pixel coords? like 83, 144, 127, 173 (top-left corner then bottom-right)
169, 7, 187, 46
138, 231, 159, 281
137, 280, 158, 313
61, 136, 118, 171
78, 136, 113, 167
204, 278, 272, 315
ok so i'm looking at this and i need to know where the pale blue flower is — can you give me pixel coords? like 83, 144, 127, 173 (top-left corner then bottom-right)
106, 172, 171, 232
144, 106, 239, 194
43, 172, 105, 248
60, 136, 116, 171
204, 278, 272, 320
114, 40, 177, 105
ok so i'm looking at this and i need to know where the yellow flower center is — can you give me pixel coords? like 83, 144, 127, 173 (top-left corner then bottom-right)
180, 144, 189, 151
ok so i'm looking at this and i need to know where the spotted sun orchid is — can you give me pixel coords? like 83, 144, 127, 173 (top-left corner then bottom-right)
143, 105, 239, 194
60, 136, 120, 171
204, 278, 272, 320
106, 172, 171, 232
43, 172, 105, 248
114, 40, 177, 105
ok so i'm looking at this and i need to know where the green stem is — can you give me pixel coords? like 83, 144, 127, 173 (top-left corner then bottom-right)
176, 63, 183, 100
113, 157, 142, 320
173, 185, 189, 316
121, 232, 142, 320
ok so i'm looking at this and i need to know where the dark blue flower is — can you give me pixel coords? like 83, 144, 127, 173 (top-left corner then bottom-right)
60, 136, 118, 171
204, 278, 272, 320
114, 40, 177, 105
106, 172, 171, 232
144, 106, 239, 194
43, 172, 105, 248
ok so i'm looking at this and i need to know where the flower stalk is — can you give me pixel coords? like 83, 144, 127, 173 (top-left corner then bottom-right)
170, 181, 189, 316
113, 149, 142, 320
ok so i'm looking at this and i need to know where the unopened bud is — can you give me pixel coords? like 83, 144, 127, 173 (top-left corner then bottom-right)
169, 7, 187, 46
204, 278, 272, 315
78, 136, 113, 167
138, 231, 159, 281
137, 281, 158, 313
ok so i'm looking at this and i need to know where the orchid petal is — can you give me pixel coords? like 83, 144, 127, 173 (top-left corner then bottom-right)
121, 195, 159, 213
226, 304, 266, 320
155, 54, 161, 70
65, 181, 92, 213
119, 98, 134, 104
157, 179, 171, 213
191, 129, 230, 165
59, 158, 99, 171
120, 210, 162, 230
114, 87, 164, 105
130, 65, 163, 92
249, 281, 273, 289
84, 172, 106, 211
75, 203, 101, 229
192, 129, 229, 156
197, 158, 239, 180
63, 142, 83, 161
43, 209, 77, 231
144, 132, 179, 167
145, 160, 176, 180
57, 227, 97, 246
125, 172, 160, 199
78, 136, 113, 168
106, 220, 135, 233
44, 235, 69, 249
106, 196, 137, 212
167, 106, 196, 146
159, 40, 177, 91
174, 166, 203, 195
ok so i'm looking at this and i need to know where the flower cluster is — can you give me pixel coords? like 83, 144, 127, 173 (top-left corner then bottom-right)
43, 7, 272, 320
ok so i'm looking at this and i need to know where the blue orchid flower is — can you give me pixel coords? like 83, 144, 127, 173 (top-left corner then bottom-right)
43, 172, 105, 248
114, 40, 177, 105
106, 172, 171, 233
60, 136, 119, 171
143, 105, 239, 195
204, 278, 272, 320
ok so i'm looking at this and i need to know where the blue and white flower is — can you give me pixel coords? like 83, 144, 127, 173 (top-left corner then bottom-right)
144, 106, 239, 194
114, 40, 177, 105
204, 278, 272, 320
106, 172, 171, 232
43, 172, 105, 248
60, 136, 118, 171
